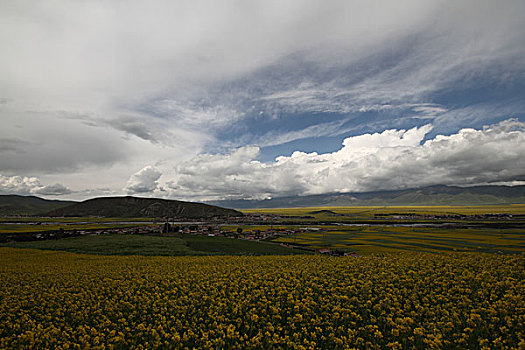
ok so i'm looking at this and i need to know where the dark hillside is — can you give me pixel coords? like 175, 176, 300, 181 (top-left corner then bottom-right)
0, 195, 76, 215
45, 196, 241, 218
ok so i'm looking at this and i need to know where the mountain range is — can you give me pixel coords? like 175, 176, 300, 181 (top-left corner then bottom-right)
1, 185, 523, 216
207, 185, 525, 209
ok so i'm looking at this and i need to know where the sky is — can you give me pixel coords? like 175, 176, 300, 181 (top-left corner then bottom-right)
1, 0, 524, 201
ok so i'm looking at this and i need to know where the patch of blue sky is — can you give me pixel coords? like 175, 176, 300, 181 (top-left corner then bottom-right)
257, 136, 344, 162
134, 30, 525, 162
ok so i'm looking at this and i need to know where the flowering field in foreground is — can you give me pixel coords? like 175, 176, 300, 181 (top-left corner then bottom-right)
0, 248, 523, 349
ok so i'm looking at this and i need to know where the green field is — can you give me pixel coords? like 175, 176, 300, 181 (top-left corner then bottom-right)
270, 225, 525, 254
5, 225, 523, 255
0, 216, 158, 234
0, 216, 155, 223
0, 234, 310, 256
0, 222, 155, 234
2, 205, 524, 256
238, 205, 525, 254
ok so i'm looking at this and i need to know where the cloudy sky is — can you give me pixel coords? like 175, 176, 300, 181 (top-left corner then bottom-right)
1, 0, 524, 201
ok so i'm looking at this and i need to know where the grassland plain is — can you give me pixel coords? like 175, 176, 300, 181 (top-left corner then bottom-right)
0, 248, 523, 349
0, 223, 154, 235
244, 205, 525, 221
0, 217, 154, 223
271, 226, 525, 254
237, 205, 525, 254
0, 234, 309, 256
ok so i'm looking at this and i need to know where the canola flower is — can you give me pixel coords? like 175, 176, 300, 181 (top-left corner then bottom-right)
0, 248, 523, 349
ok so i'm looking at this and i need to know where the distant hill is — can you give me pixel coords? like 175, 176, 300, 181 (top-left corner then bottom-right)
3, 184, 523, 216
208, 185, 525, 209
0, 195, 76, 216
45, 196, 242, 218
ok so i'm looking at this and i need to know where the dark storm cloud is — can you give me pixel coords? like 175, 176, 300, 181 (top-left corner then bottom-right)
0, 121, 128, 174
34, 183, 72, 196
107, 116, 158, 143
105, 115, 164, 144
0, 138, 32, 153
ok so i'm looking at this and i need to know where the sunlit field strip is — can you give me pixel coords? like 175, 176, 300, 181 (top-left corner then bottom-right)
244, 205, 525, 218
364, 239, 497, 253
375, 234, 524, 250
273, 237, 454, 253
390, 231, 525, 243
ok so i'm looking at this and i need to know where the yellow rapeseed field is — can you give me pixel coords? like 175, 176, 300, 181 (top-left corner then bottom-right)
244, 205, 525, 218
0, 248, 523, 349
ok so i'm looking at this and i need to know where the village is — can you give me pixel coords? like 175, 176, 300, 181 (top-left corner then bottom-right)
2, 218, 354, 256
3, 210, 520, 256
157, 221, 353, 256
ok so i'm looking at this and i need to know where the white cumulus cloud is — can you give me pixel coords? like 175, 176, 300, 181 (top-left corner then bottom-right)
166, 119, 525, 200
125, 166, 162, 194
0, 175, 72, 196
